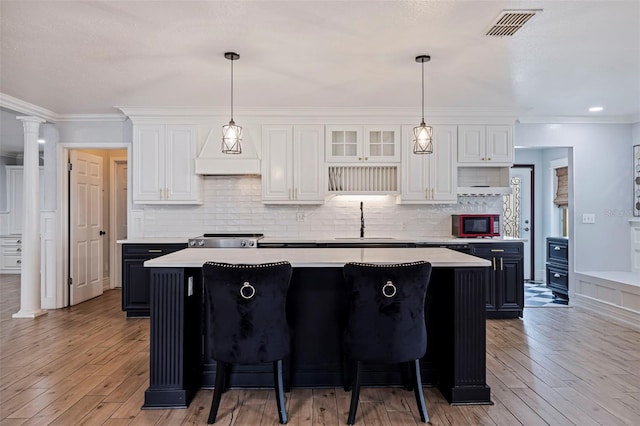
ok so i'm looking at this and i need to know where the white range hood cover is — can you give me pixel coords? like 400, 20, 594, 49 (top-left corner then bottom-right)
195, 123, 261, 175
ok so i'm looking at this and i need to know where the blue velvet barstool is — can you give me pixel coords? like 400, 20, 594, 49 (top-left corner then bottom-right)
202, 261, 293, 424
342, 261, 432, 425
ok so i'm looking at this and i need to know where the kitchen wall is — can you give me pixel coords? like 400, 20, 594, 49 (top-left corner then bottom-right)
140, 177, 504, 239
515, 123, 632, 272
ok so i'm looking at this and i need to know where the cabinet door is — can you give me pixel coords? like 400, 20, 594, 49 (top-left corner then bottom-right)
496, 257, 523, 312
485, 125, 513, 164
293, 125, 325, 202
122, 258, 148, 312
457, 125, 486, 163
325, 125, 361, 162
400, 125, 428, 201
262, 125, 294, 202
133, 125, 164, 202
164, 125, 200, 202
430, 125, 457, 202
363, 126, 400, 162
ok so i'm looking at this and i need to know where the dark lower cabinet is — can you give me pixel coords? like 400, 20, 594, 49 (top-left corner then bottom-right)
470, 242, 524, 319
122, 243, 187, 317
546, 237, 569, 300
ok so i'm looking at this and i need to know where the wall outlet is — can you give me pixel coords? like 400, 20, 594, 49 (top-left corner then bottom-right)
582, 213, 596, 224
296, 212, 305, 222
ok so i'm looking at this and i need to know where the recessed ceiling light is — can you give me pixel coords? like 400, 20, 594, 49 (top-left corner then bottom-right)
588, 106, 604, 112
38, 138, 45, 144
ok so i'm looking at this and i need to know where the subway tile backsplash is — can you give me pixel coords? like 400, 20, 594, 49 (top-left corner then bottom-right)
140, 176, 504, 238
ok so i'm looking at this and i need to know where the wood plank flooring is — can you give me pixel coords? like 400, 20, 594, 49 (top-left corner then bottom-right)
1, 274, 639, 425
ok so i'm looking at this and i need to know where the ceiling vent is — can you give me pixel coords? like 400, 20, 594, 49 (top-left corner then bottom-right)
485, 9, 540, 37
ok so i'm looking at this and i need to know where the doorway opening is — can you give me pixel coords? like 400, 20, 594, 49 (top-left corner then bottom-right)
63, 147, 128, 306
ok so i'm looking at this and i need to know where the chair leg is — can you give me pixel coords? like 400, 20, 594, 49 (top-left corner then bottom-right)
343, 352, 352, 391
208, 361, 227, 424
411, 359, 429, 423
273, 360, 288, 424
347, 361, 362, 426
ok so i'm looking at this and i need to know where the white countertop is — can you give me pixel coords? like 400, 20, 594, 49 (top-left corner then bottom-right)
117, 237, 189, 244
144, 247, 491, 268
260, 236, 526, 244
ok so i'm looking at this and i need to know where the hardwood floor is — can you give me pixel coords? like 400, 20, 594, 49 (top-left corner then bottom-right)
1, 274, 639, 425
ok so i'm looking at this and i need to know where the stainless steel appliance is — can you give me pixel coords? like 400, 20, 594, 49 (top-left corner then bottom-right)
188, 233, 264, 248
452, 214, 500, 238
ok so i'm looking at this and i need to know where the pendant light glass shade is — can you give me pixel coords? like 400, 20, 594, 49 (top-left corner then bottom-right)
413, 121, 433, 154
413, 55, 433, 155
222, 52, 242, 154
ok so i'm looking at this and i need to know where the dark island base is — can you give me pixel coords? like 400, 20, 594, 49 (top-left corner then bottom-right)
143, 266, 492, 409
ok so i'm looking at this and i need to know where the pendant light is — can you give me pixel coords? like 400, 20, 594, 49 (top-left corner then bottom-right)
222, 52, 242, 154
413, 55, 433, 154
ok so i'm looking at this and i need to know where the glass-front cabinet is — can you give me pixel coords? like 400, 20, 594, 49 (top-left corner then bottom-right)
325, 125, 400, 163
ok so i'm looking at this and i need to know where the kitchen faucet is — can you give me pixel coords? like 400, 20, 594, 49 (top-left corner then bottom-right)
360, 201, 365, 238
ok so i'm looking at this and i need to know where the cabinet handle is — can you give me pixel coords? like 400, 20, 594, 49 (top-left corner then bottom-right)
425, 189, 429, 200
358, 157, 362, 161
490, 249, 504, 252
500, 257, 503, 271
17, 260, 21, 264
488, 157, 491, 161
492, 257, 496, 271
364, 157, 368, 161
295, 188, 298, 200
481, 157, 485, 161
148, 249, 163, 253
553, 246, 561, 251
17, 248, 21, 252
17, 240, 21, 244
431, 188, 434, 199
166, 187, 170, 200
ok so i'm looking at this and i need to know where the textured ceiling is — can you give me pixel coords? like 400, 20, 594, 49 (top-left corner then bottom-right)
0, 0, 639, 122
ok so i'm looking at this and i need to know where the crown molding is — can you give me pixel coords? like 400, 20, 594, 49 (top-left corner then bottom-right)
517, 114, 638, 124
0, 93, 58, 122
55, 114, 126, 122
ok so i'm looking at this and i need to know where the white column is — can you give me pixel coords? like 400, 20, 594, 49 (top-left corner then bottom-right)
12, 116, 47, 319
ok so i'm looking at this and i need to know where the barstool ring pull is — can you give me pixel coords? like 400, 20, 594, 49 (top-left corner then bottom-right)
382, 280, 397, 298
240, 281, 256, 299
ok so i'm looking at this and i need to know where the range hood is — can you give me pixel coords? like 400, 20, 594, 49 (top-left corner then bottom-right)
195, 124, 261, 175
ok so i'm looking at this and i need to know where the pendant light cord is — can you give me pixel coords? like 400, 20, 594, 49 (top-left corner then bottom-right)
230, 57, 234, 122
421, 60, 425, 124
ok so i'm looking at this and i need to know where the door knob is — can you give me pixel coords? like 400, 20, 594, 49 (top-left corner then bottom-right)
99, 230, 106, 236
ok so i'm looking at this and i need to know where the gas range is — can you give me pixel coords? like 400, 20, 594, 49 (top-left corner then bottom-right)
188, 233, 264, 248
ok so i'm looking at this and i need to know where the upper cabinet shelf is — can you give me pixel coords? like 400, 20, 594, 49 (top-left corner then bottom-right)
325, 125, 400, 163
457, 125, 513, 166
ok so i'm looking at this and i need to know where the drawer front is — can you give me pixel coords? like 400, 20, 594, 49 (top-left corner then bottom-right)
2, 246, 22, 255
2, 255, 22, 269
546, 264, 568, 293
123, 243, 187, 258
546, 238, 568, 264
472, 242, 523, 258
1, 237, 22, 246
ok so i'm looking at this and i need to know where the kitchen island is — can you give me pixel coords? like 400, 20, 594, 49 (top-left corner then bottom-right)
142, 247, 492, 409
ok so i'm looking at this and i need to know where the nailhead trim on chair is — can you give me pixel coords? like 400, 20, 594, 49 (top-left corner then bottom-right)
345, 260, 429, 268
204, 261, 291, 268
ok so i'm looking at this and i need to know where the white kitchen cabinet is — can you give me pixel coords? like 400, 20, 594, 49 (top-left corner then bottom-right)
325, 125, 400, 163
132, 125, 202, 204
457, 125, 513, 166
0, 236, 22, 273
399, 125, 457, 204
262, 125, 325, 204
6, 166, 45, 235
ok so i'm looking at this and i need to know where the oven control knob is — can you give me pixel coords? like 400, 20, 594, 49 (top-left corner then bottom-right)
198, 240, 205, 247
248, 240, 255, 247
189, 241, 195, 247
241, 240, 247, 247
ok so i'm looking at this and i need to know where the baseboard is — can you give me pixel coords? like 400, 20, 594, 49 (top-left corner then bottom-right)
572, 293, 640, 331
103, 276, 111, 291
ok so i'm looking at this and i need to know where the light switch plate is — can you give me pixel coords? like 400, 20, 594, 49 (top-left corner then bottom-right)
582, 213, 596, 224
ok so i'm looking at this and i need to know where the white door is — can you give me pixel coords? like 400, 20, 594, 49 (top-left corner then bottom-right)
70, 150, 104, 305
506, 166, 534, 280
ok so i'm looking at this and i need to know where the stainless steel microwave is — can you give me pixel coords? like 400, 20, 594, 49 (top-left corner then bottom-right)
451, 214, 500, 238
